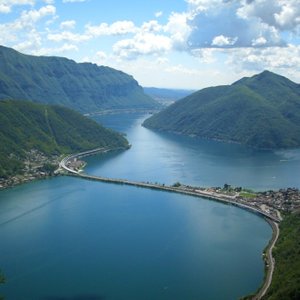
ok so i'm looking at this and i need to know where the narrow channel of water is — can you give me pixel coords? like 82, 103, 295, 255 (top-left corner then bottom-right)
87, 113, 300, 190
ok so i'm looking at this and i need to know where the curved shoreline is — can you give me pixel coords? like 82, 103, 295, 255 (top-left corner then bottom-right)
253, 220, 279, 300
59, 148, 281, 299
59, 149, 280, 223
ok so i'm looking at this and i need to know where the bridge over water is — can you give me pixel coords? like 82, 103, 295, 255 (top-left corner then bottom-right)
59, 148, 281, 223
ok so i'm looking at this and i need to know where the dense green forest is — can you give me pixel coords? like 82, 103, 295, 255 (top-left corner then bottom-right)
0, 46, 159, 113
0, 100, 128, 178
144, 71, 300, 149
262, 212, 300, 300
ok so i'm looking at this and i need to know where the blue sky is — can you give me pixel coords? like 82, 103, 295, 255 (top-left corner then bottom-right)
1, 0, 300, 89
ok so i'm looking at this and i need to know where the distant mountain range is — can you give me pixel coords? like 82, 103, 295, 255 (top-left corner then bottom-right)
0, 45, 159, 113
0, 100, 128, 178
144, 71, 300, 149
143, 87, 194, 106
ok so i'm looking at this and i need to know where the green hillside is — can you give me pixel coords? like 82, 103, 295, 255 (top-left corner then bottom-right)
0, 45, 159, 113
0, 100, 128, 178
143, 71, 300, 149
262, 212, 300, 300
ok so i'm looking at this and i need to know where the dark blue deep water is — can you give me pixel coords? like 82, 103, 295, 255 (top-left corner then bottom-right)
1, 112, 298, 299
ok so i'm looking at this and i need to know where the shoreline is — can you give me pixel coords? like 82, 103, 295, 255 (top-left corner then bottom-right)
60, 149, 281, 223
241, 220, 279, 300
0, 147, 285, 299
256, 220, 279, 299
60, 148, 282, 299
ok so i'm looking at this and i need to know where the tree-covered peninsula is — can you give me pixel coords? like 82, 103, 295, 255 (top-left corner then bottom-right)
0, 100, 128, 182
0, 45, 159, 113
143, 71, 300, 149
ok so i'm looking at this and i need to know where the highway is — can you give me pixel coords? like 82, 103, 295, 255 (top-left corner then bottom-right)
59, 149, 280, 223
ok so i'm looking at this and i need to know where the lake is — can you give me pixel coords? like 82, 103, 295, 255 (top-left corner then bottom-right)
88, 113, 300, 191
1, 112, 298, 299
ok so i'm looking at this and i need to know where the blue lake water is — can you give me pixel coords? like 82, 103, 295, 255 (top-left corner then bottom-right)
88, 113, 300, 191
1, 112, 298, 299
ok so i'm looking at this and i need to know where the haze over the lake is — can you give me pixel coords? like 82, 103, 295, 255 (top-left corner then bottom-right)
1, 0, 300, 89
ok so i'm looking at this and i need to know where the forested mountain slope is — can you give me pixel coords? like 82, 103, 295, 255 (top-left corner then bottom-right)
0, 100, 128, 178
0, 45, 159, 113
143, 71, 300, 149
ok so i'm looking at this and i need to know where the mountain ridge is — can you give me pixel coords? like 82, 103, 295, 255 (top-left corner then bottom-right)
0, 45, 159, 113
143, 71, 300, 149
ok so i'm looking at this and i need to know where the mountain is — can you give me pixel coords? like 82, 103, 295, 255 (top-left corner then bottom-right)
0, 100, 129, 178
143, 87, 194, 106
0, 45, 159, 113
143, 71, 300, 149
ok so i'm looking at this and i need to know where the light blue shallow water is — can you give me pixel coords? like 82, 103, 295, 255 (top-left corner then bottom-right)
1, 112, 294, 299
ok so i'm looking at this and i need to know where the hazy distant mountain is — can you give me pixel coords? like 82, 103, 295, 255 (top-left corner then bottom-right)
0, 46, 159, 113
143, 71, 300, 149
0, 100, 128, 178
144, 87, 194, 106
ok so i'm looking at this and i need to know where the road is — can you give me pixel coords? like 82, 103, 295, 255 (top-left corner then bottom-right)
59, 147, 281, 299
254, 221, 279, 299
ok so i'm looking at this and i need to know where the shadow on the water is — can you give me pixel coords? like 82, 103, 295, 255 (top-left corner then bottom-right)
43, 295, 106, 300
85, 149, 126, 168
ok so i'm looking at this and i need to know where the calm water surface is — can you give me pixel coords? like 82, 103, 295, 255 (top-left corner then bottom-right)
88, 113, 300, 190
1, 112, 296, 299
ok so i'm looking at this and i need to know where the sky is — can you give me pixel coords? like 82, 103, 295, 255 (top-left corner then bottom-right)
0, 0, 300, 89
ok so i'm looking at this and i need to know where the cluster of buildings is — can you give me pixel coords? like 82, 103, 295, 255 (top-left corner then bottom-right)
252, 188, 300, 213
0, 149, 59, 190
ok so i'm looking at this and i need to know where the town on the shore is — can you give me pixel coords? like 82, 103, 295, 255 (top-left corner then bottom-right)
1, 153, 300, 222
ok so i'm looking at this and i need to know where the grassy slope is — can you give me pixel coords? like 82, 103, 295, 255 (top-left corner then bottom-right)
0, 100, 128, 178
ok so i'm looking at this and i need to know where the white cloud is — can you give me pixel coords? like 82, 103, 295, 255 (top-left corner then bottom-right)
212, 35, 238, 47
19, 5, 56, 25
238, 0, 300, 31
47, 30, 90, 42
113, 32, 172, 59
60, 20, 76, 30
226, 45, 300, 73
85, 20, 136, 36
0, 4, 11, 13
13, 28, 42, 52
0, 4, 56, 51
0, 0, 35, 13
164, 12, 192, 50
95, 51, 107, 60
155, 11, 163, 18
141, 20, 162, 33
187, 0, 284, 49
252, 36, 267, 47
33, 43, 79, 56
191, 48, 216, 63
